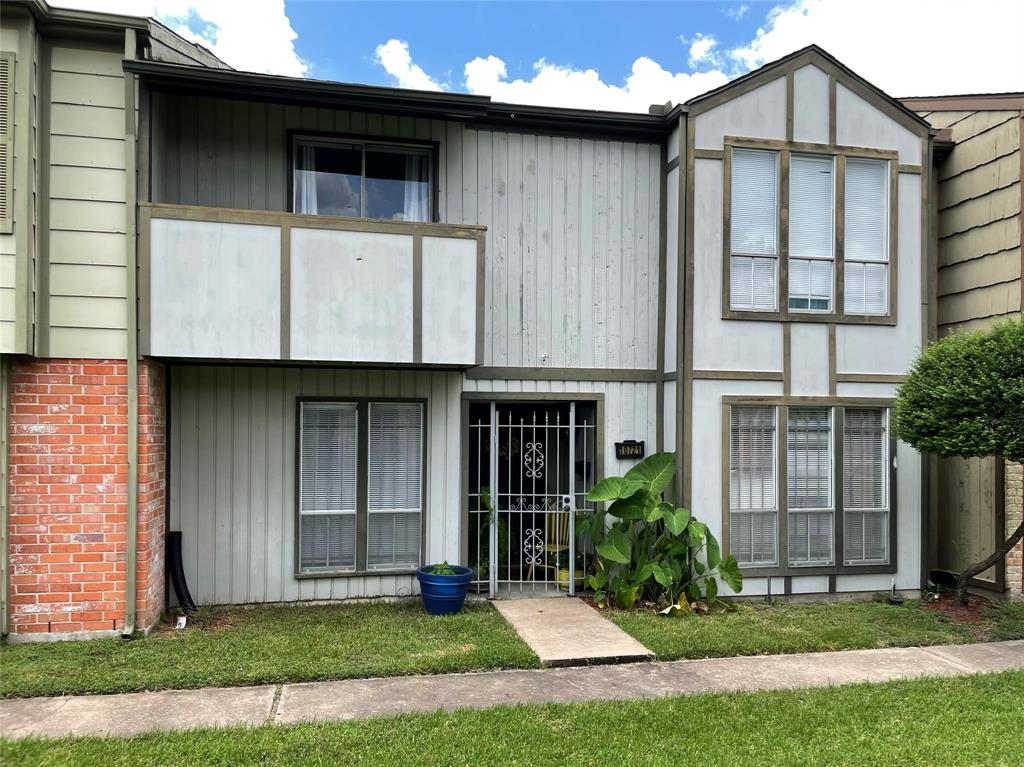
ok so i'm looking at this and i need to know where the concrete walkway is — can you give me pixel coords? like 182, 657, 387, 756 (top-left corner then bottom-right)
492, 597, 653, 666
1, 640, 1021, 739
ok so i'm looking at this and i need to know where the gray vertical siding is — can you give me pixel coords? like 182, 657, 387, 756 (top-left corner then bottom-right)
169, 365, 462, 605
152, 96, 661, 371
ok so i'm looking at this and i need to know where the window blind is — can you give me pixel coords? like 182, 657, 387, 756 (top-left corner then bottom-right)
844, 158, 889, 315
843, 408, 889, 564
367, 402, 424, 569
789, 154, 834, 311
729, 406, 777, 566
731, 148, 778, 311
787, 407, 834, 565
299, 403, 358, 571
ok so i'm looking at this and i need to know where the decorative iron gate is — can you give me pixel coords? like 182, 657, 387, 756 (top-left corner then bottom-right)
467, 401, 597, 596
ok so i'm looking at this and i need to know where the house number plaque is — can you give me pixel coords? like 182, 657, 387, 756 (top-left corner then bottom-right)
615, 440, 645, 459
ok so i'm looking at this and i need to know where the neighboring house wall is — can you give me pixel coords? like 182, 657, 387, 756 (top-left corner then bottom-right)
151, 96, 662, 371
46, 41, 131, 359
684, 57, 929, 597
0, 10, 39, 355
909, 97, 1023, 598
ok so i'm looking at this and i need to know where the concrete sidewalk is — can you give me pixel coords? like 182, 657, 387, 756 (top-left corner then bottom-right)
493, 597, 653, 666
1, 640, 1021, 740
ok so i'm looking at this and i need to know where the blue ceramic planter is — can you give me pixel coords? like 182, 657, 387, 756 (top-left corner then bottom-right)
416, 565, 474, 615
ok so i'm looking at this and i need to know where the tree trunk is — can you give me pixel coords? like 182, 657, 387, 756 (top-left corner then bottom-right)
957, 517, 1024, 605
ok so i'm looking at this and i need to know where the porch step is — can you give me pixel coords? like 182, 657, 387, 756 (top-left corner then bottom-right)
493, 597, 654, 667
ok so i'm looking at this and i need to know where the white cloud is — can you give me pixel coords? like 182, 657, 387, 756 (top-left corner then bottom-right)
377, 0, 1021, 112
686, 34, 722, 69
728, 0, 1024, 96
461, 54, 729, 112
374, 40, 444, 91
50, 0, 308, 76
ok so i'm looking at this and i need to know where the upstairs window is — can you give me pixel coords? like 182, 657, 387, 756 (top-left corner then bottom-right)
788, 154, 835, 312
730, 149, 779, 312
844, 158, 889, 315
293, 137, 432, 222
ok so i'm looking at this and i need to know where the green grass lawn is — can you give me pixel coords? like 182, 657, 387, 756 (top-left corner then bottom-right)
0, 600, 539, 699
3, 672, 1021, 766
607, 598, 1023, 660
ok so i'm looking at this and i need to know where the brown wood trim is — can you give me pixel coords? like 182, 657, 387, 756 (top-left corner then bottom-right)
835, 373, 906, 384
898, 164, 922, 174
682, 117, 695, 507
785, 70, 794, 143
465, 367, 659, 382
828, 75, 837, 145
720, 402, 731, 560
827, 324, 837, 395
656, 141, 668, 453
693, 369, 784, 381
900, 94, 1024, 111
725, 136, 899, 160
693, 148, 723, 160
722, 395, 895, 406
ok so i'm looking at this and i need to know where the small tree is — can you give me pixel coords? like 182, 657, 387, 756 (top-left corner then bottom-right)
894, 319, 1024, 604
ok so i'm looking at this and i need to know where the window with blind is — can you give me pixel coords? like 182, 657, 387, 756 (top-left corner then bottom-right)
299, 403, 358, 572
787, 407, 834, 565
730, 149, 779, 312
729, 406, 778, 566
297, 400, 425, 575
788, 154, 834, 312
843, 408, 889, 564
727, 403, 893, 572
844, 158, 889, 316
367, 402, 423, 569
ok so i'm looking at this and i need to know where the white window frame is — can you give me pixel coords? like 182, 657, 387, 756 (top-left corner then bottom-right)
843, 157, 890, 317
729, 148, 780, 313
788, 153, 835, 314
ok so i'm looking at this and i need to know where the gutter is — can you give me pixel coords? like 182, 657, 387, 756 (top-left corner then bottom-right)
122, 28, 140, 637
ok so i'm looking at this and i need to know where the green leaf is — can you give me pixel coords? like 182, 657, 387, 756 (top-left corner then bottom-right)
616, 585, 640, 609
663, 508, 691, 536
693, 559, 705, 575
718, 555, 743, 593
593, 590, 607, 608
607, 493, 648, 520
705, 531, 721, 570
645, 500, 672, 523
595, 527, 632, 564
587, 569, 608, 590
651, 562, 674, 588
624, 452, 677, 496
688, 520, 708, 548
635, 562, 655, 584
684, 582, 701, 604
705, 576, 719, 604
586, 477, 645, 503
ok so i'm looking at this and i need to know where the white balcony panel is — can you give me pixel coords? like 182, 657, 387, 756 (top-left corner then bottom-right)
289, 228, 415, 363
421, 236, 477, 365
149, 219, 281, 359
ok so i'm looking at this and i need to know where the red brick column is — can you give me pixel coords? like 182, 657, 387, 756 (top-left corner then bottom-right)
6, 358, 167, 638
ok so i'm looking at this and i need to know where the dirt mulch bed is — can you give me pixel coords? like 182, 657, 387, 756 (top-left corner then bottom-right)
921, 592, 994, 623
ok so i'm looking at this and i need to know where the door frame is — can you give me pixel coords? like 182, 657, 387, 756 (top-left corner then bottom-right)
459, 392, 605, 592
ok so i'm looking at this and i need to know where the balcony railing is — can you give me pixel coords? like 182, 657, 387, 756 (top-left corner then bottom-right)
139, 203, 485, 366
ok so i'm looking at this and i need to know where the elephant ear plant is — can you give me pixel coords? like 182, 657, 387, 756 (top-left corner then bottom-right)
577, 452, 742, 611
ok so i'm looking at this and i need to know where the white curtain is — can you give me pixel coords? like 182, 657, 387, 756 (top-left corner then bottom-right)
402, 153, 428, 222
296, 145, 319, 215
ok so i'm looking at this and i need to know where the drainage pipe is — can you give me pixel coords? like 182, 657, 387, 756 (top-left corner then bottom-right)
122, 27, 140, 637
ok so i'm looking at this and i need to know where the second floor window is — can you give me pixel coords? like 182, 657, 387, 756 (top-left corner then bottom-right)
293, 137, 432, 222
728, 146, 890, 318
730, 148, 779, 312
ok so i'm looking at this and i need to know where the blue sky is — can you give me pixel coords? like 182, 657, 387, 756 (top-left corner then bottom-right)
68, 1, 1023, 111
288, 1, 763, 87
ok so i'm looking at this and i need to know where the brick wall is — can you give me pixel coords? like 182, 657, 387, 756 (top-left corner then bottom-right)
6, 358, 166, 637
1006, 460, 1023, 599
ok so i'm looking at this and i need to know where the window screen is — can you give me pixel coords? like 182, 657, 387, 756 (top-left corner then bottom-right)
787, 407, 834, 565
843, 408, 889, 564
844, 158, 889, 315
731, 148, 778, 311
788, 154, 834, 311
299, 403, 358, 572
729, 406, 778, 566
367, 402, 424, 569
